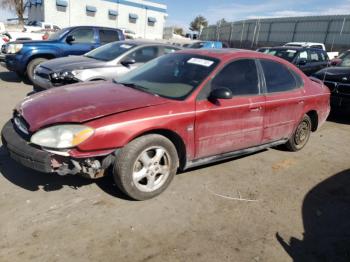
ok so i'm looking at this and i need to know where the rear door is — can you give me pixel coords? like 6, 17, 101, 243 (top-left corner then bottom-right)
63, 27, 98, 56
260, 59, 305, 143
195, 59, 265, 158
306, 49, 325, 75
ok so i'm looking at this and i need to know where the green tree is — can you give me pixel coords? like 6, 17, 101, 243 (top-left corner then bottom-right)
0, 0, 25, 25
189, 15, 208, 33
174, 27, 184, 36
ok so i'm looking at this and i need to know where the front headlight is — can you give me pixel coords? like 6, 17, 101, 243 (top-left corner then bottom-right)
50, 70, 79, 80
7, 44, 23, 54
31, 125, 95, 149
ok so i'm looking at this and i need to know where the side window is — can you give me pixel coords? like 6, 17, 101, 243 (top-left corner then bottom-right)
211, 59, 259, 96
317, 51, 328, 61
260, 60, 297, 93
126, 47, 159, 63
99, 29, 119, 45
309, 50, 320, 62
297, 51, 308, 60
68, 29, 95, 43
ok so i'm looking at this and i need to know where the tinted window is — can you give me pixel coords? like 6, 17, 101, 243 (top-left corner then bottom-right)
126, 46, 159, 63
261, 60, 297, 93
99, 29, 119, 45
265, 48, 298, 62
211, 59, 259, 96
309, 50, 320, 62
317, 50, 328, 61
310, 45, 323, 49
163, 47, 180, 54
68, 29, 95, 43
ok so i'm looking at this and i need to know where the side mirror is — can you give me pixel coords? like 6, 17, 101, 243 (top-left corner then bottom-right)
66, 35, 75, 43
298, 58, 307, 66
209, 88, 232, 100
121, 58, 136, 68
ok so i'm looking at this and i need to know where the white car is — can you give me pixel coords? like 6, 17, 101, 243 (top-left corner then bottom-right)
284, 42, 326, 51
24, 21, 60, 33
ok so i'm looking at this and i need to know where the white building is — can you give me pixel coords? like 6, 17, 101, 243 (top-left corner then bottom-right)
27, 0, 167, 39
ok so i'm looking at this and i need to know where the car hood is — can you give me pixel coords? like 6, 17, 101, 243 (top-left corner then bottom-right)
16, 81, 170, 132
39, 56, 106, 72
314, 67, 350, 83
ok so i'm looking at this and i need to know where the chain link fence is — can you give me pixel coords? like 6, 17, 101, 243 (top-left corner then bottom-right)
200, 15, 350, 52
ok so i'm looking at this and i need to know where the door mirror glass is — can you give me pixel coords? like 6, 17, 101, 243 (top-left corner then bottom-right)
66, 35, 75, 43
209, 88, 233, 100
121, 58, 136, 68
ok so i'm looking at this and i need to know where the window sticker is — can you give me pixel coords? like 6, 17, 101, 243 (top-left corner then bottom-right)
187, 58, 214, 67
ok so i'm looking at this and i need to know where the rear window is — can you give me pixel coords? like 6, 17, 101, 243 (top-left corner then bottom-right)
99, 29, 120, 45
264, 49, 298, 63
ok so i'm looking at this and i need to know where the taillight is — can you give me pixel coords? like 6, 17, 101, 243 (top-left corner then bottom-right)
42, 34, 48, 40
2, 37, 9, 42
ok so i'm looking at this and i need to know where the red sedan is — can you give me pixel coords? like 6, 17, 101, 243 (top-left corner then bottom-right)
1, 49, 330, 200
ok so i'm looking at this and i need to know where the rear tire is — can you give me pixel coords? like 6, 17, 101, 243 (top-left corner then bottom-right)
285, 115, 312, 152
113, 134, 179, 200
26, 58, 48, 83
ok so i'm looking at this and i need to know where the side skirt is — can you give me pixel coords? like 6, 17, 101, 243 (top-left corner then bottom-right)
184, 139, 288, 170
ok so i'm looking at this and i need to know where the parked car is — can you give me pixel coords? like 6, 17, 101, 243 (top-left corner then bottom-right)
313, 56, 350, 109
1, 26, 125, 82
259, 46, 329, 76
24, 21, 60, 33
187, 41, 223, 49
284, 42, 326, 51
1, 49, 330, 200
329, 50, 350, 66
33, 41, 181, 90
119, 28, 136, 39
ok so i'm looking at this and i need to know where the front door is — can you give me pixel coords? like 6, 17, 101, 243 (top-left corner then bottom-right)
195, 59, 265, 159
63, 28, 98, 56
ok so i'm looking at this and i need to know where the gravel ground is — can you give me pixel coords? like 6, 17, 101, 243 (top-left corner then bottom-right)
0, 66, 349, 262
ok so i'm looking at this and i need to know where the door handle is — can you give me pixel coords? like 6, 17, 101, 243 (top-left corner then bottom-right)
250, 106, 262, 112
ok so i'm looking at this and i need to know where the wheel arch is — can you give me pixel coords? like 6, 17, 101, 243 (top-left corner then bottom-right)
306, 110, 318, 132
132, 129, 187, 170
25, 53, 56, 71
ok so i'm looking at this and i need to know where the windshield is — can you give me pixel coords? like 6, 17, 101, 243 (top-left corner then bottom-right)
264, 48, 298, 62
48, 28, 69, 40
188, 42, 205, 49
339, 54, 350, 67
116, 53, 219, 100
85, 42, 136, 61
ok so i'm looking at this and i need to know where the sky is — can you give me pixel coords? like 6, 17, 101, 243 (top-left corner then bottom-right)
158, 0, 350, 30
1, 0, 350, 29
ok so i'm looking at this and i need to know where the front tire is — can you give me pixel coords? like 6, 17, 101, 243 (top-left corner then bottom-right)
285, 115, 312, 151
113, 134, 179, 200
26, 58, 48, 83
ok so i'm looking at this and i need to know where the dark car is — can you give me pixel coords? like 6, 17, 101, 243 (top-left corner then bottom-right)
32, 41, 181, 90
1, 26, 125, 82
313, 56, 350, 109
1, 49, 330, 200
258, 46, 329, 76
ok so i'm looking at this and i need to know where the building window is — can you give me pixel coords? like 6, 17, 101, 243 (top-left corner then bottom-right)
129, 13, 138, 24
86, 5, 97, 16
148, 17, 156, 26
56, 0, 68, 12
108, 9, 118, 20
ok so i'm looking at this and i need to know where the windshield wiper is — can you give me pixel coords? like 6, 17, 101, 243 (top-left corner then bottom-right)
118, 82, 158, 96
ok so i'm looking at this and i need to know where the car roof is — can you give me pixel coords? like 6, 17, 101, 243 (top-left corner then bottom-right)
117, 40, 182, 48
63, 25, 122, 31
176, 48, 271, 60
266, 46, 323, 51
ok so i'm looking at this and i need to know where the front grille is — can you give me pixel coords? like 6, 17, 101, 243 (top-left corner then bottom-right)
337, 84, 350, 95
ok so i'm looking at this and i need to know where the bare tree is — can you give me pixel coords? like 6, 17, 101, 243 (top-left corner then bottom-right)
0, 0, 25, 25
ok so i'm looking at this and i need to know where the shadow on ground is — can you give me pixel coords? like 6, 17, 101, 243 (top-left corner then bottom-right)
0, 70, 31, 84
277, 169, 350, 262
0, 146, 130, 200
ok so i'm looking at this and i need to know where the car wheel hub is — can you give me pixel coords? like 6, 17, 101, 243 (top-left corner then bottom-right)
295, 121, 309, 145
132, 146, 171, 193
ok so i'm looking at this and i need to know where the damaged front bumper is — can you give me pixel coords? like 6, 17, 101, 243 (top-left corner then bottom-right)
1, 120, 114, 178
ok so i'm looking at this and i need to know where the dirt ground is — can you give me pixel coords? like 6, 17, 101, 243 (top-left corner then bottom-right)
0, 66, 349, 262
